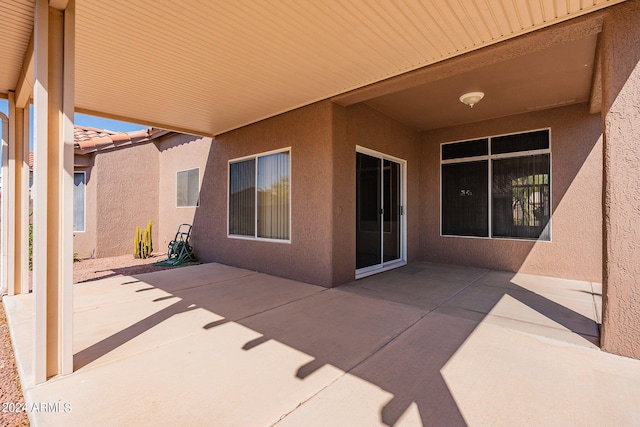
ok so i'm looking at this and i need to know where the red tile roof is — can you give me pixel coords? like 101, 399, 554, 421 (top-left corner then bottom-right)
73, 126, 118, 143
28, 127, 169, 169
74, 126, 169, 153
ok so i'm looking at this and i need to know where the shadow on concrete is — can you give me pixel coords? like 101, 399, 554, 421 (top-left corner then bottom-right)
73, 260, 196, 284
74, 299, 195, 368
72, 262, 599, 426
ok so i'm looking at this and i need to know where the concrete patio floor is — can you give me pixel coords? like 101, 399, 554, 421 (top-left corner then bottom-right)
4, 262, 640, 426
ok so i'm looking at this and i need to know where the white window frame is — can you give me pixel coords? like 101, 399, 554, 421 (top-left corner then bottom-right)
176, 167, 200, 208
73, 171, 86, 233
440, 128, 552, 242
355, 145, 408, 279
227, 147, 292, 243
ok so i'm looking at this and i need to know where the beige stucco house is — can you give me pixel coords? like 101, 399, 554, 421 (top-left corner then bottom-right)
73, 126, 167, 258
1, 1, 638, 382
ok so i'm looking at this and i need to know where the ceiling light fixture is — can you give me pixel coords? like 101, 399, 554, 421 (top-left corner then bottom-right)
459, 91, 484, 108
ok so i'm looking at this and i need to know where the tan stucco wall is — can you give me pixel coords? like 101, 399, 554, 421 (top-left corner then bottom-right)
600, 0, 640, 359
421, 103, 602, 282
93, 142, 160, 258
157, 134, 212, 255
193, 101, 421, 287
73, 158, 97, 259
191, 100, 602, 286
193, 101, 420, 287
194, 101, 337, 286
330, 103, 422, 285
330, 104, 352, 285
73, 134, 210, 260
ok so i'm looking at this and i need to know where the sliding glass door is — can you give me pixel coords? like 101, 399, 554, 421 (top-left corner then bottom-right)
356, 152, 381, 269
356, 148, 405, 277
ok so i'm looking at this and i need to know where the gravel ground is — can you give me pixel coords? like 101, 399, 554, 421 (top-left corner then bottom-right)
73, 253, 178, 283
0, 253, 186, 426
0, 303, 29, 427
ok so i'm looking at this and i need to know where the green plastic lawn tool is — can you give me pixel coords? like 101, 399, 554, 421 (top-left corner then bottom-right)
154, 224, 197, 266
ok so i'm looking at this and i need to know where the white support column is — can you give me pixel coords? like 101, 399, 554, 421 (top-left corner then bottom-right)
0, 112, 8, 297
6, 95, 17, 296
12, 12, 34, 300
61, 0, 75, 376
33, 0, 50, 384
33, 0, 75, 383
19, 110, 30, 296
6, 93, 29, 297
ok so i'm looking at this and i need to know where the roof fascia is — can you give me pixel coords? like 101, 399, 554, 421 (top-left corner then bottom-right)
75, 127, 173, 154
75, 107, 212, 138
73, 153, 91, 168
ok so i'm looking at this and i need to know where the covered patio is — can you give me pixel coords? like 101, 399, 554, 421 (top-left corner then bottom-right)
1, 0, 639, 401
5, 262, 640, 426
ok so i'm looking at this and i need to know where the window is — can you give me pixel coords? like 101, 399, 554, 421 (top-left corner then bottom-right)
229, 149, 290, 241
73, 172, 85, 232
441, 129, 551, 241
492, 155, 550, 239
177, 168, 200, 207
442, 160, 489, 237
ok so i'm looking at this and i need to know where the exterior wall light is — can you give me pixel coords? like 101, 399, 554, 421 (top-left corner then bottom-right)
459, 92, 485, 108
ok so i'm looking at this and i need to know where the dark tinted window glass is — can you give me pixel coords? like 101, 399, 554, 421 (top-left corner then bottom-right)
491, 130, 549, 154
442, 139, 488, 160
492, 154, 550, 240
442, 161, 488, 237
229, 159, 255, 236
356, 153, 381, 269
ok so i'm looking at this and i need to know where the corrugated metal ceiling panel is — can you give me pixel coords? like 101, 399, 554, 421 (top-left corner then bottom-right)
0, 1, 626, 135
77, 0, 624, 135
0, 0, 33, 94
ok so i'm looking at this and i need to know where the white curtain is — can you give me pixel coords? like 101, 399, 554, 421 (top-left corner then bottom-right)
229, 159, 256, 236
257, 152, 290, 239
73, 172, 85, 232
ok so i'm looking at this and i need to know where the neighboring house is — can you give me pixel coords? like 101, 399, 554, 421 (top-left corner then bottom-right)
0, 125, 208, 260
74, 126, 188, 258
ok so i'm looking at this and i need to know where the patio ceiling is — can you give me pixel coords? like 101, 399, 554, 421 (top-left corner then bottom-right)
0, 0, 625, 136
364, 33, 599, 130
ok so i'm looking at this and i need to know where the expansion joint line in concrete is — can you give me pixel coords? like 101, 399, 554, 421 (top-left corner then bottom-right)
270, 270, 491, 426
231, 287, 331, 325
